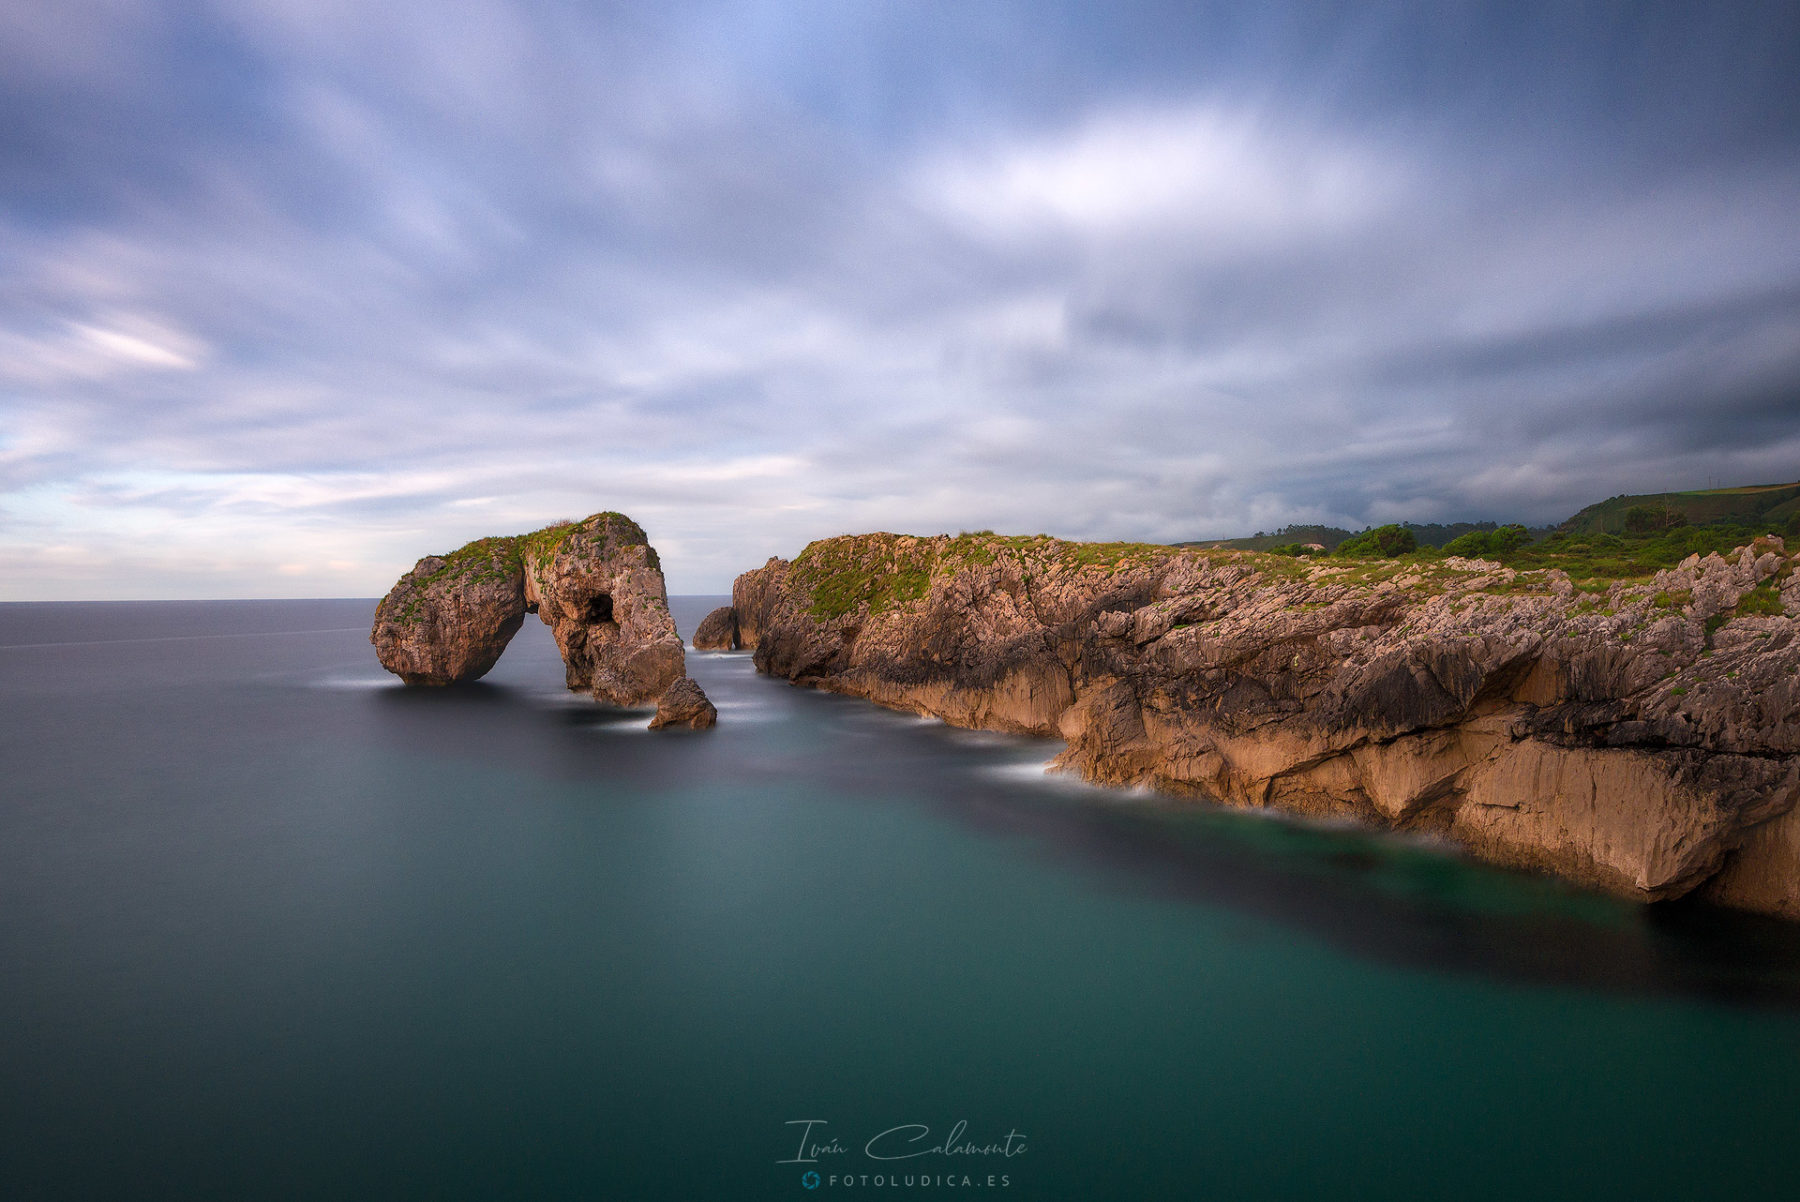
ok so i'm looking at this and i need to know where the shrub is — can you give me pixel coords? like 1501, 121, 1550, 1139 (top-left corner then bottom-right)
1737, 585, 1785, 618
1623, 504, 1687, 533
1442, 524, 1531, 559
1336, 524, 1418, 558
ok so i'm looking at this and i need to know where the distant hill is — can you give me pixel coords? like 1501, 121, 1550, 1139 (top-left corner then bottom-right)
1183, 521, 1554, 553
1178, 524, 1354, 552
1181, 481, 1800, 551
1558, 481, 1800, 535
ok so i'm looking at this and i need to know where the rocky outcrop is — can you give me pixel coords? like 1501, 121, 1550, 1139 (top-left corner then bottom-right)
732, 558, 790, 651
372, 511, 688, 714
649, 676, 718, 730
692, 605, 739, 650
370, 538, 526, 685
733, 531, 1800, 917
520, 512, 685, 706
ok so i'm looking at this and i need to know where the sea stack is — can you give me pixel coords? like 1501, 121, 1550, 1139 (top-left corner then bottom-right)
519, 512, 685, 707
373, 511, 700, 720
368, 537, 526, 685
691, 605, 739, 650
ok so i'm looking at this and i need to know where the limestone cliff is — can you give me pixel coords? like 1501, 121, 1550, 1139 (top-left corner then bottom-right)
732, 532, 1800, 917
373, 511, 700, 719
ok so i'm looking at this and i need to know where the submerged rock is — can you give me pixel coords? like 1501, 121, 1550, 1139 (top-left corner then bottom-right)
692, 605, 739, 650
649, 676, 718, 730
731, 531, 1800, 918
370, 537, 525, 685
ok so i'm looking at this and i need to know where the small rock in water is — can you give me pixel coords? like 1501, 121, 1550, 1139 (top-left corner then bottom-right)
649, 676, 717, 730
692, 605, 739, 650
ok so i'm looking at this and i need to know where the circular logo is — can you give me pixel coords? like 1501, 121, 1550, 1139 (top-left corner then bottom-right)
801, 1170, 821, 1189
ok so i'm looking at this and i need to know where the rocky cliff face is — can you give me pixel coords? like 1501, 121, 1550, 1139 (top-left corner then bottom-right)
373, 511, 700, 719
520, 512, 686, 706
369, 537, 526, 685
692, 605, 739, 651
733, 532, 1800, 917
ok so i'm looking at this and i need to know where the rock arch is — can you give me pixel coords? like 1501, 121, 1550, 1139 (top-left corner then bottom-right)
371, 512, 709, 725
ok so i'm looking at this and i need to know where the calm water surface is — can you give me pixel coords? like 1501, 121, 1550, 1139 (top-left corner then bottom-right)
3, 598, 1799, 1200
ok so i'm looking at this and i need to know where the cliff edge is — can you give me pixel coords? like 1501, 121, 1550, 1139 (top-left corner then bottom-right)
732, 532, 1800, 916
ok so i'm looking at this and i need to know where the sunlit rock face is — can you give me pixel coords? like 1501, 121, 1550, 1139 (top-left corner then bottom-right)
733, 532, 1800, 918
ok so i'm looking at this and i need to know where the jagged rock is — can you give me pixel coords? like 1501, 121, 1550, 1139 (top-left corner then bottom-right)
692, 605, 739, 650
732, 531, 1800, 917
370, 538, 525, 684
732, 558, 790, 650
371, 511, 683, 706
648, 676, 718, 730
521, 512, 685, 706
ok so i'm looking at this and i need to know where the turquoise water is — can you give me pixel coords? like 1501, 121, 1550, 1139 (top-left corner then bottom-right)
2, 598, 1798, 1200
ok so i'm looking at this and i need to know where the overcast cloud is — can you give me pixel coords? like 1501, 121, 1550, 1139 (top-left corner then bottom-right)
3, 0, 1798, 598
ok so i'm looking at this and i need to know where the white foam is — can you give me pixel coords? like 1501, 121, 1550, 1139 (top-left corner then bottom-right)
312, 675, 403, 691
983, 758, 1127, 796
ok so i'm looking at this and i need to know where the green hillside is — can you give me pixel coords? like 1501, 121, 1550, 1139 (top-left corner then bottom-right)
1185, 521, 1555, 553
1559, 482, 1800, 535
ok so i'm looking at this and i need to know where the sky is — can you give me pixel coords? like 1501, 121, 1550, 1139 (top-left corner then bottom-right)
3, 1, 1799, 598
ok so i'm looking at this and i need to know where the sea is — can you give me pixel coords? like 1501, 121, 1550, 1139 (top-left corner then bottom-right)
3, 597, 1799, 1200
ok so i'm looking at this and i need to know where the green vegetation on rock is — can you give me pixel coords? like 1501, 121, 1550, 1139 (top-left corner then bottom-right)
791, 531, 1182, 620
793, 534, 938, 619
520, 520, 578, 566
389, 535, 523, 623
520, 511, 658, 571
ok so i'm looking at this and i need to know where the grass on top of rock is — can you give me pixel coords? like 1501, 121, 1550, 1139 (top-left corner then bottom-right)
389, 535, 523, 623
793, 534, 938, 619
790, 520, 1794, 622
794, 531, 1186, 620
520, 511, 658, 571
1285, 522, 1789, 587
1735, 584, 1785, 618
520, 519, 579, 566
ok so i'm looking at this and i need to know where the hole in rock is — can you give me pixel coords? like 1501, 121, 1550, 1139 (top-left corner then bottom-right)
584, 593, 615, 624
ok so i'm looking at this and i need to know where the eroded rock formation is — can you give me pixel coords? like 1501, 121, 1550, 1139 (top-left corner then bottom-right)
369, 538, 526, 685
649, 676, 718, 730
521, 512, 685, 706
372, 511, 692, 719
692, 605, 739, 651
732, 531, 1800, 917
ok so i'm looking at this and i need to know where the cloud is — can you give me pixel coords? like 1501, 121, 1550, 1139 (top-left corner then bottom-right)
916, 103, 1402, 248
1, 2, 1798, 599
